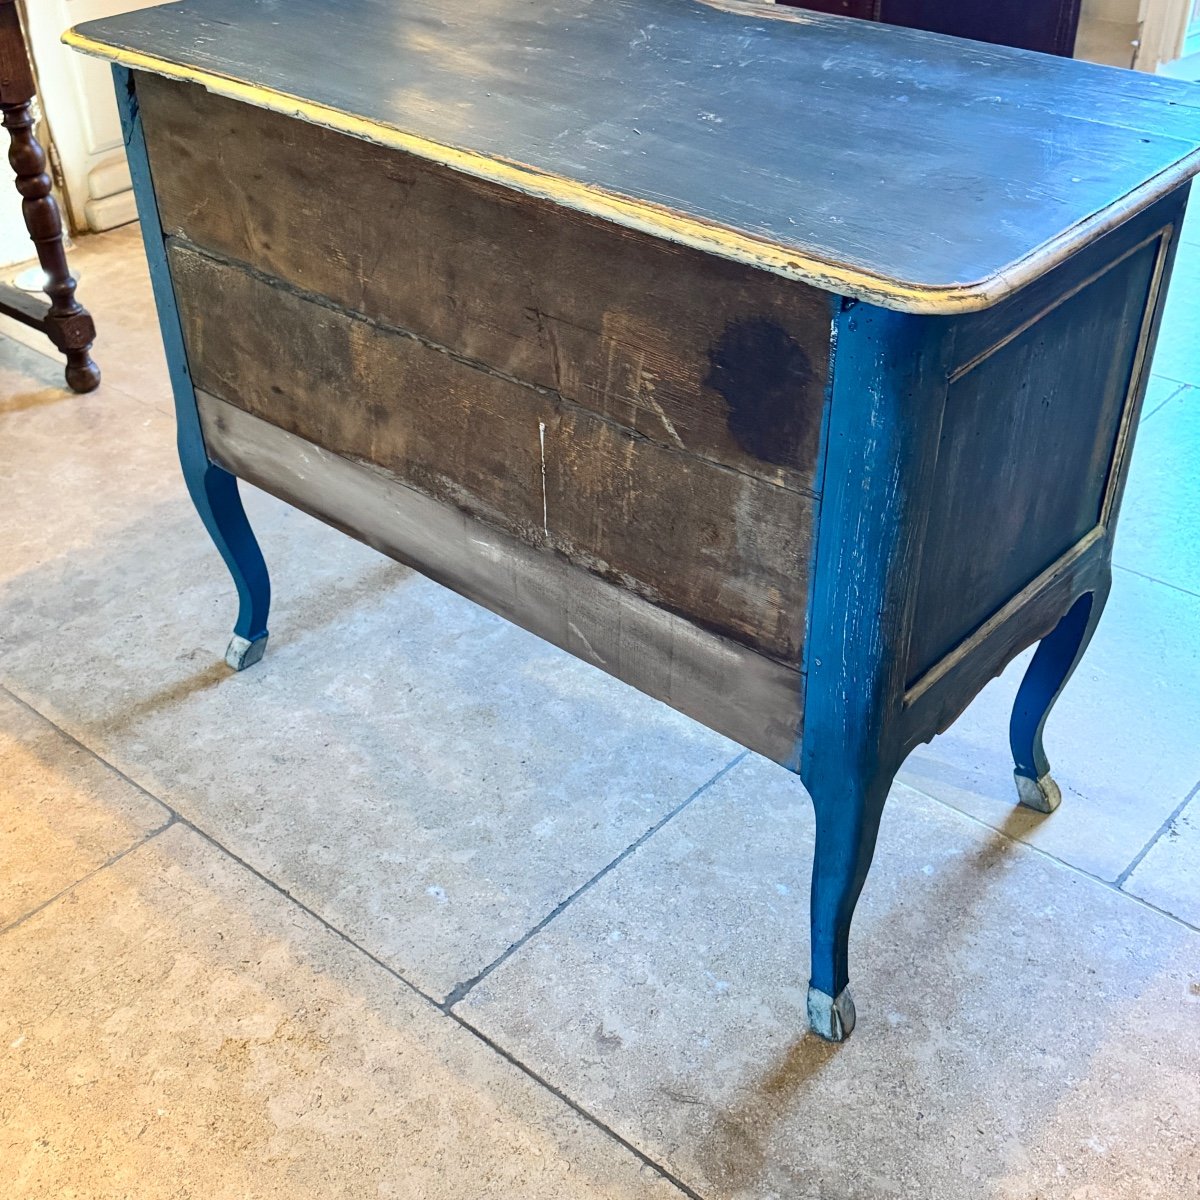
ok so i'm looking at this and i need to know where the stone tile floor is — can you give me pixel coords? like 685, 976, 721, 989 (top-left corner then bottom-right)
0, 210, 1198, 1197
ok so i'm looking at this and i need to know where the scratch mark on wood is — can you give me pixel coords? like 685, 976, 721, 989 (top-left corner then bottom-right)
538, 419, 549, 536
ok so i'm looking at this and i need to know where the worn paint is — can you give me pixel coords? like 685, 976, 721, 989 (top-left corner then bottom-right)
114, 64, 271, 665
63, 0, 1200, 313
198, 391, 806, 763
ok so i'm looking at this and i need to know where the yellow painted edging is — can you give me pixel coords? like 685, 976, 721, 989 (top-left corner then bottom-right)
64, 26, 1200, 315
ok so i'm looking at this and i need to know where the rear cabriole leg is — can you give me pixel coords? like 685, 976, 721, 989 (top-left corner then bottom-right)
1009, 580, 1110, 813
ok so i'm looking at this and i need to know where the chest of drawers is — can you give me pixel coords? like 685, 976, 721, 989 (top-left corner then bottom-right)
69, 0, 1200, 1039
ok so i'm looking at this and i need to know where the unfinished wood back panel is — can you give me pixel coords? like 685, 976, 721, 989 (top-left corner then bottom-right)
138, 72, 833, 493
169, 243, 816, 663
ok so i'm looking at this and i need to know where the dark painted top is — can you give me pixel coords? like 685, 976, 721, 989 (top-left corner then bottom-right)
70, 0, 1200, 311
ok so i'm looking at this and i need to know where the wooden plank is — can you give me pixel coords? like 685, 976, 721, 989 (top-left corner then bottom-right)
140, 73, 831, 491
67, 0, 1200, 311
170, 243, 815, 663
198, 391, 805, 765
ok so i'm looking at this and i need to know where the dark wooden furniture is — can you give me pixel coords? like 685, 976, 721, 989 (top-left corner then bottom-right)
0, 0, 98, 392
67, 0, 1200, 1040
783, 0, 1083, 57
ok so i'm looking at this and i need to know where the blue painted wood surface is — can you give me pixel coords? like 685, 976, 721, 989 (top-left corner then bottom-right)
796, 186, 1187, 1036
94, 18, 1194, 1039
70, 0, 1200, 311
114, 64, 271, 666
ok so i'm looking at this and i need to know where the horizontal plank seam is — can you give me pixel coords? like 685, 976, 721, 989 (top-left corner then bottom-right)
199, 389, 812, 677
169, 236, 821, 501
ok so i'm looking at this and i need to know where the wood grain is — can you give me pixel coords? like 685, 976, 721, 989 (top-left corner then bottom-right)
198, 391, 806, 764
170, 244, 815, 662
68, 0, 1200, 310
140, 74, 830, 491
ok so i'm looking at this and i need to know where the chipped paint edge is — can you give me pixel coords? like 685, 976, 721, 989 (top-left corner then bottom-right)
64, 27, 1200, 314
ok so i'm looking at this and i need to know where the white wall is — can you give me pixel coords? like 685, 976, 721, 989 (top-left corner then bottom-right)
22, 0, 169, 232
0, 174, 34, 271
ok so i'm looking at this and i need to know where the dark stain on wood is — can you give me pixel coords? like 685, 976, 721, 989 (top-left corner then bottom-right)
137, 72, 833, 492
707, 318, 821, 469
170, 243, 816, 663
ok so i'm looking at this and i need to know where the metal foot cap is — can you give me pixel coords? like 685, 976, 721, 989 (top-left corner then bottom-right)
1015, 770, 1061, 814
807, 985, 856, 1042
225, 633, 268, 671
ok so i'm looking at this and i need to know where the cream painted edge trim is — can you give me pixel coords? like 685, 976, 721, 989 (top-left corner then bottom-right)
64, 26, 1200, 314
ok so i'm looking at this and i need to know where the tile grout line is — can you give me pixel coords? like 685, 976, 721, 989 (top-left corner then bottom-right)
449, 1008, 707, 1200
0, 681, 714, 1198
900, 775, 1200, 936
0, 815, 178, 938
0, 684, 177, 820
1111, 562, 1200, 602
1138, 379, 1189, 422
441, 749, 749, 1009
1144, 371, 1199, 393
1115, 778, 1200, 890
178, 813, 709, 1200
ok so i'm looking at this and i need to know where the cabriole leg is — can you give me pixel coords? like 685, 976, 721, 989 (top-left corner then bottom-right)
803, 763, 894, 1042
182, 456, 271, 670
115, 63, 270, 670
1009, 581, 1110, 813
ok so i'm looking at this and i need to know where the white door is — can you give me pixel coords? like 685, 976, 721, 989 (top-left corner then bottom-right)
1137, 0, 1195, 70
22, 0, 169, 232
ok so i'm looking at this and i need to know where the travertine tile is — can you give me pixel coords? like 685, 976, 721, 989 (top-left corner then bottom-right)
1150, 236, 1200, 386
0, 690, 169, 928
0, 224, 171, 414
901, 568, 1200, 881
1140, 373, 1186, 422
1116, 382, 1200, 595
0, 824, 685, 1200
459, 756, 1200, 1200
0, 329, 738, 1001
1124, 791, 1200, 928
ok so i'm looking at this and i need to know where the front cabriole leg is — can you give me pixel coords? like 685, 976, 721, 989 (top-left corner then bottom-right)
114, 64, 270, 669
803, 757, 895, 1041
797, 302, 949, 1040
1009, 578, 1111, 813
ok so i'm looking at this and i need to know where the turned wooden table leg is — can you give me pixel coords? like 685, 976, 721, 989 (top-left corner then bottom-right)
0, 0, 99, 393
